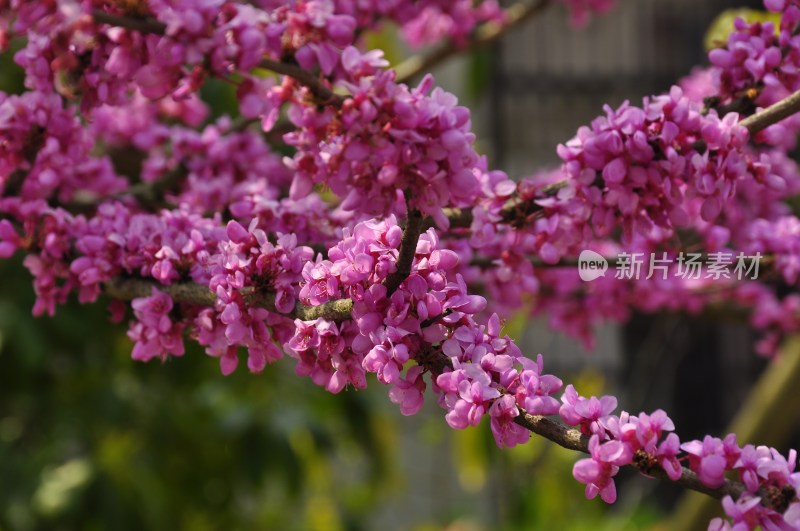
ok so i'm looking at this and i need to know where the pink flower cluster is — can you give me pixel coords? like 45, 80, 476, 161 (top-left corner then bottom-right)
2, 0, 516, 116
437, 329, 561, 448
732, 283, 800, 357
745, 216, 800, 284
7, 1, 351, 110
0, 0, 518, 233
265, 0, 507, 49
559, 385, 681, 503
71, 204, 224, 300
199, 220, 314, 374
460, 1, 800, 351
287, 61, 516, 227
288, 216, 566, 447
0, 91, 126, 205
693, 437, 800, 530
128, 288, 186, 362
708, 0, 800, 149
557, 87, 755, 241
288, 216, 490, 406
70, 211, 317, 374
558, 380, 800, 528
387, 0, 504, 48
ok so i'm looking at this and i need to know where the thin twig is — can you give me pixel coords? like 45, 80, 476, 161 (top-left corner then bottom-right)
512, 412, 749, 502
440, 180, 568, 230
103, 277, 353, 321
258, 59, 345, 107
395, 0, 551, 84
90, 11, 345, 107
92, 10, 167, 34
383, 208, 424, 295
739, 88, 800, 134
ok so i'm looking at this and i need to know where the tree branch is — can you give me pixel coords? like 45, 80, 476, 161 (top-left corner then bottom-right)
91, 10, 167, 34
441, 180, 567, 230
395, 0, 551, 84
512, 411, 749, 502
103, 277, 353, 322
383, 208, 424, 295
739, 88, 800, 135
440, 89, 800, 231
101, 272, 786, 513
105, 277, 216, 305
258, 59, 345, 107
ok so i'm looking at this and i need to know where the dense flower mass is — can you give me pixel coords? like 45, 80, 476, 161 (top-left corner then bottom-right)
285, 67, 510, 227
556, 87, 755, 238
4, 0, 800, 528
704, 0, 800, 150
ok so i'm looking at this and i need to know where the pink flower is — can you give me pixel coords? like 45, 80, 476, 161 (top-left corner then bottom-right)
559, 384, 617, 436
657, 433, 683, 481
128, 288, 185, 362
573, 435, 631, 504
438, 363, 500, 430
388, 366, 426, 416
0, 219, 21, 257
681, 435, 740, 489
489, 394, 530, 448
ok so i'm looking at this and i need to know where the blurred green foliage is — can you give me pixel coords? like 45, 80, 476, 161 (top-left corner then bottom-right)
0, 253, 665, 531
0, 255, 401, 531
704, 8, 781, 51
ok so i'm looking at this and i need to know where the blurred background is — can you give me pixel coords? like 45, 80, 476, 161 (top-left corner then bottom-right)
1, 1, 796, 530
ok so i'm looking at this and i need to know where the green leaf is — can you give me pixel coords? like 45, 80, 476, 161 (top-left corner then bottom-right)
704, 9, 781, 51
363, 24, 404, 67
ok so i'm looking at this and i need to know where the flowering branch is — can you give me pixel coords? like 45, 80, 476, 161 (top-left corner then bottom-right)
91, 10, 167, 34
672, 336, 800, 529
511, 412, 748, 501
258, 59, 345, 106
103, 277, 353, 322
395, 0, 551, 84
90, 11, 346, 107
383, 208, 424, 295
8, 4, 800, 528
441, 180, 567, 230
409, 341, 761, 510
738, 88, 800, 134
100, 260, 777, 512
441, 88, 800, 231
